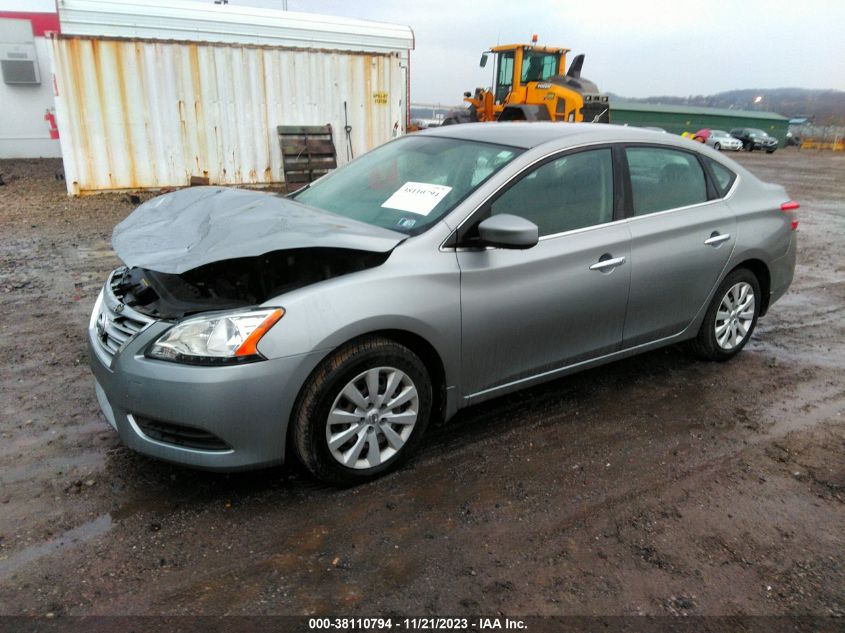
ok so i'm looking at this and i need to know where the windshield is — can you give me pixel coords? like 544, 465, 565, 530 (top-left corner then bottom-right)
711, 130, 730, 137
293, 136, 521, 235
749, 128, 767, 137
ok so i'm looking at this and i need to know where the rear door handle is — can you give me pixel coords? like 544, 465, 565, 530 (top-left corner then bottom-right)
704, 233, 731, 246
589, 256, 626, 271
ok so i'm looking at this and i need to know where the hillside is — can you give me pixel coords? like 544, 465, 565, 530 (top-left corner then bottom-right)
615, 88, 845, 125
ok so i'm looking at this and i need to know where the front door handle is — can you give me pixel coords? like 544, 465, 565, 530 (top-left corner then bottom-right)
589, 256, 626, 271
704, 233, 731, 246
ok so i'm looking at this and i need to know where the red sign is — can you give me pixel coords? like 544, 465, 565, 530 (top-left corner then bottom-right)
0, 11, 60, 36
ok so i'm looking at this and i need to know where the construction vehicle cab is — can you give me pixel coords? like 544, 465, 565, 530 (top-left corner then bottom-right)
444, 40, 610, 126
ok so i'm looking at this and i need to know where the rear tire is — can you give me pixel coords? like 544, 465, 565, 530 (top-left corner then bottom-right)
292, 337, 432, 486
689, 268, 761, 362
714, 142, 721, 151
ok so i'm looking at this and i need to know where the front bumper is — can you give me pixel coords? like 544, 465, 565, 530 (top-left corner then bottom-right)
754, 141, 778, 151
88, 288, 327, 471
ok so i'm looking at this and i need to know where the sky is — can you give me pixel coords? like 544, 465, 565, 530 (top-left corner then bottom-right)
6, 0, 845, 104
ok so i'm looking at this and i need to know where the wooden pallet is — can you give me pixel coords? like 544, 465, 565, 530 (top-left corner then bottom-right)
277, 124, 338, 192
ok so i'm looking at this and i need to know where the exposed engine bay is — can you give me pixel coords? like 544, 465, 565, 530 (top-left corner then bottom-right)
113, 248, 390, 319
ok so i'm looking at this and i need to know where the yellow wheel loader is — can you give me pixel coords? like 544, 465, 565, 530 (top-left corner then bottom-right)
442, 40, 610, 125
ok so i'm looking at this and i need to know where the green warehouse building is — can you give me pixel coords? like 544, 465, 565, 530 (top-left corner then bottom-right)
610, 101, 789, 145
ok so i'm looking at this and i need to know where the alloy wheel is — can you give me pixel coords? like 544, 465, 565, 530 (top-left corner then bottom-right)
714, 282, 755, 350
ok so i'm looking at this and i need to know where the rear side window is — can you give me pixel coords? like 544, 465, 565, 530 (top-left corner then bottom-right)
702, 156, 737, 197
626, 147, 707, 215
490, 148, 614, 237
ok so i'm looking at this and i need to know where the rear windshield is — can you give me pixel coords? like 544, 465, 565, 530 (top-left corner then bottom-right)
293, 136, 521, 235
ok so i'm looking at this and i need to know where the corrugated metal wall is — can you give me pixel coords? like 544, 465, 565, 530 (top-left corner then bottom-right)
51, 36, 405, 194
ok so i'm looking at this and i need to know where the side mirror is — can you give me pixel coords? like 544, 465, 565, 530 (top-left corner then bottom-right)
479, 53, 489, 68
477, 214, 539, 249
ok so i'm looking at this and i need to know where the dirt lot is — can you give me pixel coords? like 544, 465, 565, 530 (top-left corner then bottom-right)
0, 149, 843, 618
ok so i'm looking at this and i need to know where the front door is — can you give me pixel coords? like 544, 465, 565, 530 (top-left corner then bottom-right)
457, 147, 631, 397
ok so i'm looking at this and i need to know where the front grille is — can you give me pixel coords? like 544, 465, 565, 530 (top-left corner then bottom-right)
133, 416, 231, 452
93, 270, 154, 358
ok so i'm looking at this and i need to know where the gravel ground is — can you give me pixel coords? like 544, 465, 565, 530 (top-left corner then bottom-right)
0, 149, 843, 617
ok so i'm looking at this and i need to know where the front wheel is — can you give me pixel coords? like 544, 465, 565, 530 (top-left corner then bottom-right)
689, 269, 761, 361
292, 337, 432, 486
714, 142, 721, 151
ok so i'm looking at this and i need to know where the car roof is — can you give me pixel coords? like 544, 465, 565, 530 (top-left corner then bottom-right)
419, 122, 691, 150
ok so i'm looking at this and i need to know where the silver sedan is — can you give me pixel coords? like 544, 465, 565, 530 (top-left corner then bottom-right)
706, 129, 743, 151
90, 123, 798, 485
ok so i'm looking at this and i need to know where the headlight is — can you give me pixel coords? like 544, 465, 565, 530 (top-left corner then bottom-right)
147, 308, 284, 365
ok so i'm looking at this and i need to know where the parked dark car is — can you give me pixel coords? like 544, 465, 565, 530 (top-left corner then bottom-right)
730, 128, 778, 153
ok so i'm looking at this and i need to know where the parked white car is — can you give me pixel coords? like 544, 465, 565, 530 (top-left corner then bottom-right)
706, 130, 743, 151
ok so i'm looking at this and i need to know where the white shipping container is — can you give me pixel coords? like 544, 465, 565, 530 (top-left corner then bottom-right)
49, 0, 414, 194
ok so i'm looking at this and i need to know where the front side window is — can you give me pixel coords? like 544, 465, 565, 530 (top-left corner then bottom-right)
521, 51, 560, 83
294, 136, 521, 235
626, 147, 707, 216
489, 148, 614, 237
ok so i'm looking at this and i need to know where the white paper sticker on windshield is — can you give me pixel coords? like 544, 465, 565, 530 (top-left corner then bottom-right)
381, 182, 453, 216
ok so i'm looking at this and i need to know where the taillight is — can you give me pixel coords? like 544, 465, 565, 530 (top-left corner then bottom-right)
781, 200, 799, 230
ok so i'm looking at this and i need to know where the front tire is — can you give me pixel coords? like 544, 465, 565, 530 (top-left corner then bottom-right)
714, 142, 721, 151
292, 337, 432, 486
689, 269, 761, 361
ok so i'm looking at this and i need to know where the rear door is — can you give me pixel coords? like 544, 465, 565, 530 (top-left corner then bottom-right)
621, 145, 736, 347
457, 147, 631, 396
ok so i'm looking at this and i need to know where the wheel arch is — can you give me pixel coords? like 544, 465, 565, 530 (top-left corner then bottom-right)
497, 104, 551, 122
729, 258, 772, 315
373, 329, 448, 424
286, 329, 449, 454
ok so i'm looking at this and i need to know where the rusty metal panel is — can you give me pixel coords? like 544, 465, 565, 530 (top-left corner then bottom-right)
50, 36, 406, 194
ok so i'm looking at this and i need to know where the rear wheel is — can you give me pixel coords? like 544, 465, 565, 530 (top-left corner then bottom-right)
292, 337, 432, 486
714, 142, 721, 151
689, 269, 761, 361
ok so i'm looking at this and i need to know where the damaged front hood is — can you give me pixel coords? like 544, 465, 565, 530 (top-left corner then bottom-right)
113, 187, 406, 274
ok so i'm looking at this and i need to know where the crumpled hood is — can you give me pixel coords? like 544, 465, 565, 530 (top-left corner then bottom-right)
112, 186, 406, 274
